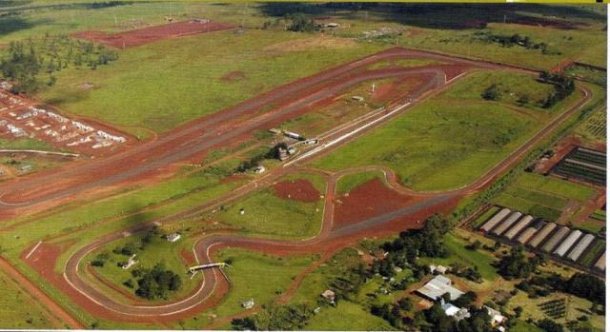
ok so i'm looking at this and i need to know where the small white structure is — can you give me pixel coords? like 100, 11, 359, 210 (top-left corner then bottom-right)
122, 254, 138, 270
351, 95, 364, 102
442, 301, 470, 321
321, 289, 336, 304
484, 306, 506, 326
326, 22, 339, 28
166, 233, 181, 242
429, 264, 449, 275
242, 298, 255, 309
254, 165, 266, 174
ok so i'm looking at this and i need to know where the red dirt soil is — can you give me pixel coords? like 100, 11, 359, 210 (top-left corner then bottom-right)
372, 77, 425, 103
73, 20, 233, 48
180, 249, 197, 266
273, 179, 321, 202
334, 178, 421, 229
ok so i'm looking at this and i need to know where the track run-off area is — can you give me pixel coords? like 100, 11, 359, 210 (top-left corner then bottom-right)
1, 47, 598, 325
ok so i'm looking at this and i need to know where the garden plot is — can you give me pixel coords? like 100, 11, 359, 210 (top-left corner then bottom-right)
0, 87, 130, 156
551, 147, 606, 186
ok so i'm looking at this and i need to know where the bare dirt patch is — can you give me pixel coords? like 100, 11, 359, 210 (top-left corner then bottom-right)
273, 179, 321, 202
180, 249, 197, 266
334, 178, 419, 229
73, 20, 233, 49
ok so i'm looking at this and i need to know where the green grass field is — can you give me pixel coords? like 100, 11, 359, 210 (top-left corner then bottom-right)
418, 233, 497, 281
36, 30, 383, 134
443, 70, 556, 112
0, 138, 59, 151
216, 188, 324, 239
187, 248, 316, 328
396, 21, 606, 70
305, 301, 395, 331
313, 71, 550, 191
0, 270, 63, 329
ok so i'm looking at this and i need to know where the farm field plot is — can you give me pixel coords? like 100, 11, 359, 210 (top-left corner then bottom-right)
493, 172, 595, 222
574, 108, 606, 143
577, 239, 605, 268
313, 71, 549, 191
508, 290, 605, 330
552, 147, 606, 186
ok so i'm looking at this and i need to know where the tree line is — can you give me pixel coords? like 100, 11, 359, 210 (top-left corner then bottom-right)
0, 35, 118, 93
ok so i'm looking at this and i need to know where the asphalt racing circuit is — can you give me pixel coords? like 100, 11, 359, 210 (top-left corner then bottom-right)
2, 47, 597, 325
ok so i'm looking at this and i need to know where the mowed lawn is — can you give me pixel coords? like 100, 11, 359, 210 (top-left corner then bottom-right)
37, 30, 383, 135
313, 71, 547, 191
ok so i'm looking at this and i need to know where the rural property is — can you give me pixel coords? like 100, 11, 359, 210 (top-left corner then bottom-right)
0, 1, 606, 331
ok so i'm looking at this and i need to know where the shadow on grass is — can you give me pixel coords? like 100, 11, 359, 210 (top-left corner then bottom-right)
260, 3, 606, 30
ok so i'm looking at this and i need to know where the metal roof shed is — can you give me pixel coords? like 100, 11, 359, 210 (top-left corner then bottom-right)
567, 234, 595, 262
553, 230, 583, 257
528, 222, 557, 248
504, 215, 533, 240
480, 208, 511, 232
491, 211, 522, 236
516, 222, 545, 245
541, 226, 571, 253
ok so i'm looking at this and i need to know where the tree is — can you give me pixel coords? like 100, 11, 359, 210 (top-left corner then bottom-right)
231, 317, 257, 330
565, 273, 605, 304
537, 318, 564, 332
398, 297, 413, 311
134, 263, 183, 300
453, 291, 477, 308
514, 306, 523, 318
496, 246, 539, 279
481, 84, 501, 101
287, 13, 319, 32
